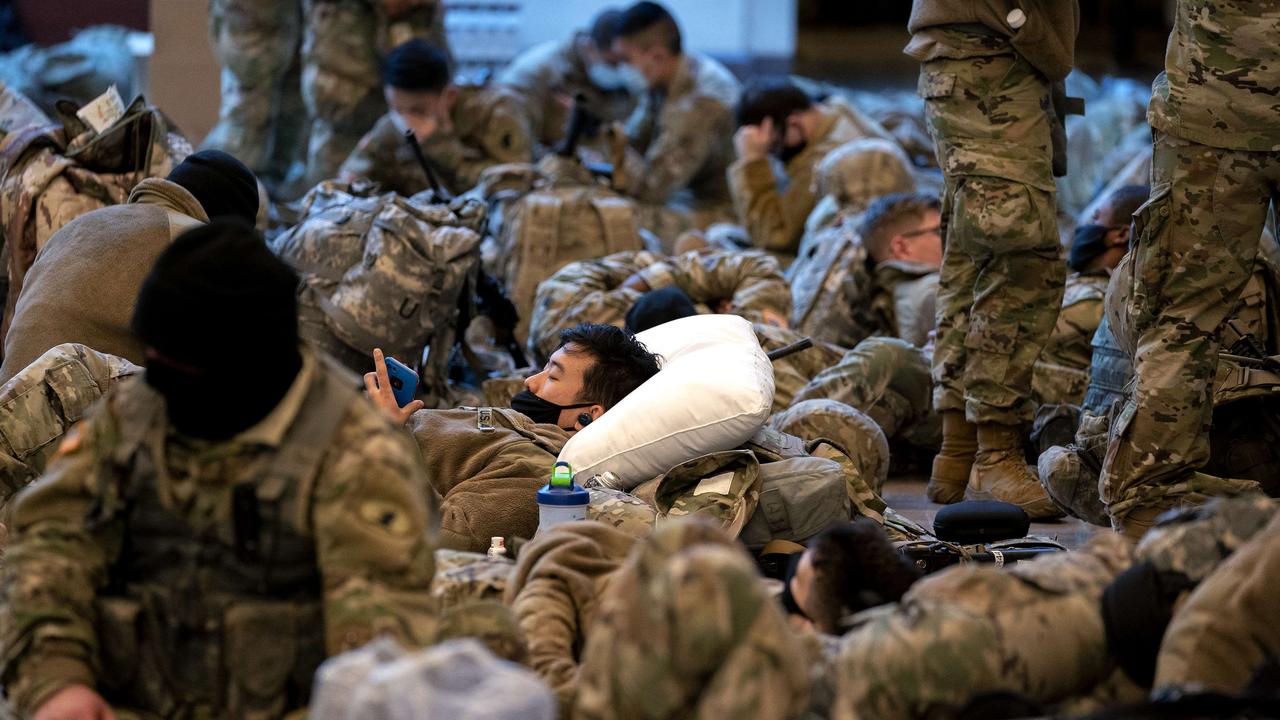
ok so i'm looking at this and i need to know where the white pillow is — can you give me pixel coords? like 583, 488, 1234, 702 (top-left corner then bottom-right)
558, 314, 774, 490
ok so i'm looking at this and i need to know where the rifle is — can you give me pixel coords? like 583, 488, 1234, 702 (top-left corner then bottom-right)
767, 338, 813, 362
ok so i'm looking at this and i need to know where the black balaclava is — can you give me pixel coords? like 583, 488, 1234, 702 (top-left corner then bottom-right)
165, 149, 259, 224
132, 220, 301, 440
624, 286, 698, 334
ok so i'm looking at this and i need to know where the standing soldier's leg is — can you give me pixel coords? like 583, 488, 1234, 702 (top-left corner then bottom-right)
265, 0, 309, 185
1100, 133, 1278, 537
922, 53, 1065, 517
204, 0, 299, 176
300, 0, 383, 190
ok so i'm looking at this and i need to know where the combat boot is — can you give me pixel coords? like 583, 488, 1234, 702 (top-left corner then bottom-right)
1111, 500, 1181, 542
927, 411, 975, 504
967, 423, 1063, 519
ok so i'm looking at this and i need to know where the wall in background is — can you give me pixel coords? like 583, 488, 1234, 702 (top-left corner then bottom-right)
15, 0, 148, 45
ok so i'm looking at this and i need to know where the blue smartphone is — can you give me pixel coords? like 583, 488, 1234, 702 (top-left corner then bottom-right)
383, 355, 419, 408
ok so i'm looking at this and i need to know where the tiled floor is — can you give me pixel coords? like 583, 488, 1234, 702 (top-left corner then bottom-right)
882, 476, 1102, 551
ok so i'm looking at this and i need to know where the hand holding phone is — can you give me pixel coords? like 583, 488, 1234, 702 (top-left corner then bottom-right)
364, 348, 425, 425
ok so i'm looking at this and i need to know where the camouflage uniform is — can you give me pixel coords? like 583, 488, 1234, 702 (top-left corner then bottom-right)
793, 336, 940, 451
1099, 1, 1280, 523
752, 323, 844, 413
338, 85, 534, 196
526, 249, 791, 363
618, 51, 741, 247
0, 344, 139, 507
0, 352, 438, 717
495, 33, 638, 151
299, 0, 449, 190
769, 399, 891, 495
834, 532, 1134, 720
906, 19, 1070, 426
788, 139, 917, 348
1031, 270, 1108, 407
204, 0, 308, 181
868, 259, 940, 348
430, 549, 515, 612
727, 98, 891, 257
575, 519, 811, 720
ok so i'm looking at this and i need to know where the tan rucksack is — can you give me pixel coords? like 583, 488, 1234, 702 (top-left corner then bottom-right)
271, 182, 485, 406
472, 154, 643, 344
0, 93, 190, 347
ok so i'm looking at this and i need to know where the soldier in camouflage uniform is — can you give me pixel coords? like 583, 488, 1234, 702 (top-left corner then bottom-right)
612, 2, 741, 248
905, 0, 1080, 518
298, 0, 449, 192
495, 8, 639, 152
788, 140, 917, 349
1031, 185, 1145, 408
0, 223, 438, 719
858, 192, 943, 348
338, 39, 533, 196
728, 78, 894, 260
1099, 0, 1280, 538
575, 517, 811, 720
0, 344, 139, 507
203, 0, 308, 186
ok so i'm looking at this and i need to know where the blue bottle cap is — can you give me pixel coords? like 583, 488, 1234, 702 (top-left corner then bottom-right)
537, 482, 589, 506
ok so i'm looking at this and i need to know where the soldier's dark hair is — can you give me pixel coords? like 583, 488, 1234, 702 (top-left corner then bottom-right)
1098, 184, 1150, 227
859, 192, 941, 263
589, 8, 626, 50
381, 39, 451, 93
805, 518, 922, 634
616, 2, 682, 54
736, 78, 813, 129
559, 323, 662, 409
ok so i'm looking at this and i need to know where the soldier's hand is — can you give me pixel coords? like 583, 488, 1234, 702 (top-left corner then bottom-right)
733, 117, 773, 162
33, 684, 115, 720
364, 348, 425, 426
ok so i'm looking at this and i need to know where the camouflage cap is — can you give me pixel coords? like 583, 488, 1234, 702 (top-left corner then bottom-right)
771, 399, 891, 493
816, 138, 915, 214
1136, 493, 1277, 584
654, 450, 764, 539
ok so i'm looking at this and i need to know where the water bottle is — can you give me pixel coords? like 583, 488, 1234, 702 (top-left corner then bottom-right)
537, 461, 589, 532
487, 536, 506, 559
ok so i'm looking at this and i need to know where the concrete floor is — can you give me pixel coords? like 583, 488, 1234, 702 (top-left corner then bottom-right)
883, 476, 1103, 551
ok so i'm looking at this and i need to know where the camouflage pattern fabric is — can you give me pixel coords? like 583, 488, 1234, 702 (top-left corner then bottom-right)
0, 83, 50, 141
1146, 1, 1280, 153
868, 259, 939, 348
752, 323, 844, 413
272, 181, 484, 403
617, 51, 740, 246
833, 532, 1135, 720
919, 43, 1066, 427
430, 549, 515, 612
433, 600, 529, 665
1136, 493, 1277, 586
587, 487, 656, 539
1031, 270, 1108, 408
1099, 128, 1279, 521
788, 139, 916, 347
0, 343, 139, 507
793, 336, 940, 450
204, 0, 308, 181
727, 98, 889, 256
1154, 502, 1280, 695
0, 355, 438, 717
339, 85, 535, 197
495, 33, 638, 151
526, 249, 790, 363
477, 154, 643, 345
299, 0, 450, 190
769, 399, 890, 494
0, 96, 191, 345
503, 520, 638, 712
575, 518, 811, 720
653, 450, 763, 539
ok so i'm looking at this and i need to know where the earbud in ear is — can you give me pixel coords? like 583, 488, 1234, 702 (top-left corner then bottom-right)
578, 413, 593, 427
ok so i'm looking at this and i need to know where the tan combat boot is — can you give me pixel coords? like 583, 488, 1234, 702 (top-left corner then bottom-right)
927, 411, 976, 504
967, 423, 1063, 519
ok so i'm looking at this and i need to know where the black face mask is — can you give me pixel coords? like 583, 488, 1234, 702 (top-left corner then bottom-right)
777, 140, 807, 165
510, 389, 596, 429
